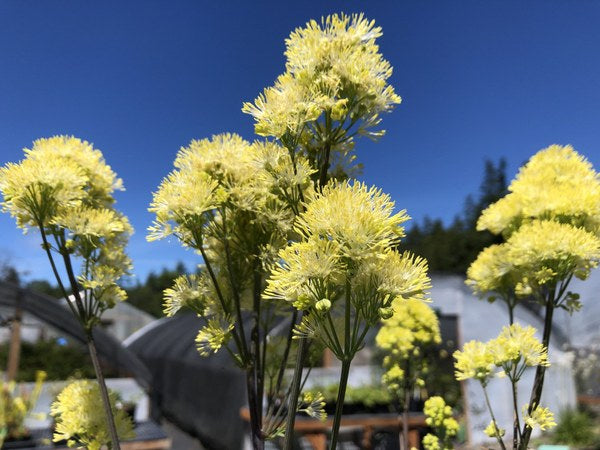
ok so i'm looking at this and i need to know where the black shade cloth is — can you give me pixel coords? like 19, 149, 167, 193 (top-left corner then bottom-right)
126, 312, 247, 450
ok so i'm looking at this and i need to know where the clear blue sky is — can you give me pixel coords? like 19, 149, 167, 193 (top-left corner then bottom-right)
1, 0, 600, 284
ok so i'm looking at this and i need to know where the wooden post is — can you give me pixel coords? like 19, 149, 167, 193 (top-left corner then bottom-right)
6, 289, 23, 381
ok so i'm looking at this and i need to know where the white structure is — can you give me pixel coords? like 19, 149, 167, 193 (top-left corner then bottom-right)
430, 274, 578, 446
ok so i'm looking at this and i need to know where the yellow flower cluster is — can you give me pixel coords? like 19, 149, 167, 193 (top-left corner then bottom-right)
51, 380, 134, 450
478, 145, 600, 235
376, 298, 440, 392
422, 396, 457, 450
422, 434, 440, 450
243, 13, 401, 143
454, 324, 549, 383
0, 371, 46, 442
484, 420, 505, 439
377, 298, 441, 357
162, 273, 214, 317
266, 181, 428, 311
468, 220, 600, 300
148, 133, 311, 245
522, 404, 556, 431
454, 340, 495, 382
0, 136, 132, 310
266, 181, 430, 357
195, 318, 235, 356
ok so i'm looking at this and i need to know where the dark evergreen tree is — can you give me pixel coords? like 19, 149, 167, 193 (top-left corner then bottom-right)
401, 158, 508, 274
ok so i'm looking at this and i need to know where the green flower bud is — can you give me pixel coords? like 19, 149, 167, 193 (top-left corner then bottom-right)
379, 307, 394, 320
315, 298, 331, 313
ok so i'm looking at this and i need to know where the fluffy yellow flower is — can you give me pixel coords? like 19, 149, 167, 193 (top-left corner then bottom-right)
195, 319, 234, 356
466, 244, 517, 297
453, 340, 495, 382
468, 220, 600, 300
295, 181, 409, 261
163, 273, 214, 317
484, 420, 505, 438
24, 136, 123, 205
0, 157, 87, 229
487, 323, 549, 370
242, 72, 322, 139
522, 404, 556, 431
265, 239, 344, 309
506, 220, 600, 288
478, 145, 600, 235
359, 251, 431, 302
243, 13, 401, 141
148, 134, 307, 245
51, 380, 134, 450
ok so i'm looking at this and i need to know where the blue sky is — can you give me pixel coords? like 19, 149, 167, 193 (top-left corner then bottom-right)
1, 0, 600, 283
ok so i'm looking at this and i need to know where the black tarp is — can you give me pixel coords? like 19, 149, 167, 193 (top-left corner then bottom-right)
126, 312, 247, 450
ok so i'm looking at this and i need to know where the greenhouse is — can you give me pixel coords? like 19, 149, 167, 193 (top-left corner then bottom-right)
1, 2, 600, 450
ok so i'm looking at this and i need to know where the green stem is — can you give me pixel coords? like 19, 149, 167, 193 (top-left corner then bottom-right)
87, 331, 121, 450
519, 292, 555, 450
511, 371, 521, 449
329, 358, 351, 450
483, 384, 507, 450
282, 321, 307, 450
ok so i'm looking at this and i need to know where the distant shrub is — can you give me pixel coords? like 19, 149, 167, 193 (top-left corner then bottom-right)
551, 408, 599, 448
0, 340, 118, 381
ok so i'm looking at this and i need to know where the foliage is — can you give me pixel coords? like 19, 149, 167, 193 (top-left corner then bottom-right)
304, 383, 392, 409
402, 159, 507, 274
0, 340, 110, 382
0, 370, 46, 444
51, 380, 134, 450
550, 408, 599, 448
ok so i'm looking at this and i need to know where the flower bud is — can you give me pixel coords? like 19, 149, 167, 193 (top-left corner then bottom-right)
379, 307, 394, 320
315, 298, 331, 313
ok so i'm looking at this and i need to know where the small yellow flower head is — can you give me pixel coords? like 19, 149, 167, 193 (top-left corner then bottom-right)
422, 433, 441, 450
381, 363, 405, 392
423, 396, 457, 435
522, 404, 557, 431
299, 391, 327, 422
265, 238, 344, 309
0, 136, 125, 230
454, 340, 495, 382
242, 72, 322, 139
148, 134, 304, 246
361, 251, 431, 301
296, 181, 409, 261
488, 323, 549, 368
484, 420, 505, 438
466, 243, 516, 298
468, 219, 600, 300
478, 145, 600, 235
195, 319, 234, 357
163, 273, 214, 317
51, 380, 134, 450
